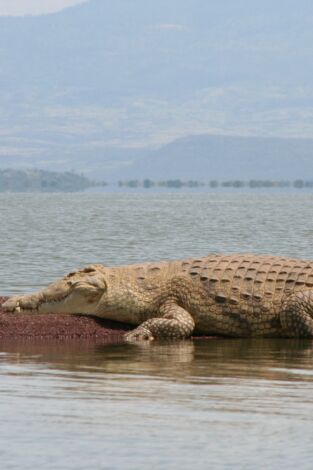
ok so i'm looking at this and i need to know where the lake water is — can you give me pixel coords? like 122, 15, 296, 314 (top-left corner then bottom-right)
1, 192, 313, 469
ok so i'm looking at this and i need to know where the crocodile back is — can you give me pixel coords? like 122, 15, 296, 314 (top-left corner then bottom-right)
182, 254, 313, 307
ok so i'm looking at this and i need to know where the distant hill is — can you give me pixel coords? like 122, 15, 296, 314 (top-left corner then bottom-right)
2, 135, 313, 183
0, 169, 102, 192
113, 134, 313, 181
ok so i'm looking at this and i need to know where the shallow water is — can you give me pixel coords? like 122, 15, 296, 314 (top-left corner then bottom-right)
1, 192, 313, 469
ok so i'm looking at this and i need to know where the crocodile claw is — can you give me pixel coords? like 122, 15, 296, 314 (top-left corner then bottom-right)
124, 328, 154, 342
2, 296, 23, 313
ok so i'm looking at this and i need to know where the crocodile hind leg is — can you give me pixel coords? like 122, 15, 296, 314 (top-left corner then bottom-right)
124, 302, 195, 341
280, 291, 313, 338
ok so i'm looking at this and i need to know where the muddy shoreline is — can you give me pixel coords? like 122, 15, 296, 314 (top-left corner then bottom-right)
0, 296, 130, 340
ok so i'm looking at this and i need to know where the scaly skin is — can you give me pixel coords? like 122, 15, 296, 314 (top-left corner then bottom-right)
4, 254, 313, 340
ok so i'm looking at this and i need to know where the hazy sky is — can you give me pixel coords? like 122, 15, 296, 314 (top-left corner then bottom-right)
0, 0, 88, 16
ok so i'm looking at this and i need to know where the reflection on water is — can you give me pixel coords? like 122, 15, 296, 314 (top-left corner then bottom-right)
2, 337, 313, 382
1, 193, 313, 469
1, 339, 313, 469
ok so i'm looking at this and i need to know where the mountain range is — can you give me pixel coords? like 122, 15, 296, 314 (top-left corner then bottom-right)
0, 0, 313, 180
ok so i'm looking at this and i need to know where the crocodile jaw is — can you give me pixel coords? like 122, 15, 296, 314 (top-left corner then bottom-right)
3, 276, 107, 315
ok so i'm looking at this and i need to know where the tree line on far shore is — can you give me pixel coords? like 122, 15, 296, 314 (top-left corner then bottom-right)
118, 179, 313, 189
1, 169, 313, 192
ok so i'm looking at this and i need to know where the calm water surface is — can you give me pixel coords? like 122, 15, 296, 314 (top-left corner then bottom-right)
1, 192, 313, 469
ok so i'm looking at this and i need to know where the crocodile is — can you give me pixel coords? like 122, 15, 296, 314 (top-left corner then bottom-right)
3, 253, 313, 340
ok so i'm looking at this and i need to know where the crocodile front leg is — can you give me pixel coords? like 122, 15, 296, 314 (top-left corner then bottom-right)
124, 301, 195, 341
280, 291, 313, 337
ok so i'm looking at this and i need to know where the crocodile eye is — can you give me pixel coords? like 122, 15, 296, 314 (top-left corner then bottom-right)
82, 266, 97, 273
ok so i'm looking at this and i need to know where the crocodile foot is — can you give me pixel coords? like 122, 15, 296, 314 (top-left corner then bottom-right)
2, 293, 42, 313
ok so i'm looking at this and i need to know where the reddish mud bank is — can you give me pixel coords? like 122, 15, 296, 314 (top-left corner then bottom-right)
0, 296, 130, 340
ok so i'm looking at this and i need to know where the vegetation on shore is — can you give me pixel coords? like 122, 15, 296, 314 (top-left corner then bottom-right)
1, 170, 313, 192
118, 179, 313, 189
0, 169, 107, 192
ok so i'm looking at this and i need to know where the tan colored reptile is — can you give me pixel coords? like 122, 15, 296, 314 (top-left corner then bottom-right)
4, 253, 313, 340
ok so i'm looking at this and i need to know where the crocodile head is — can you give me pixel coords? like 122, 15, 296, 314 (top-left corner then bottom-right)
3, 265, 108, 315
